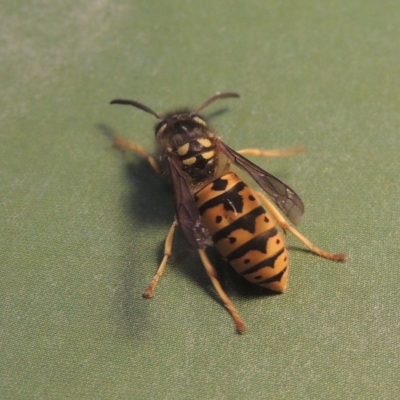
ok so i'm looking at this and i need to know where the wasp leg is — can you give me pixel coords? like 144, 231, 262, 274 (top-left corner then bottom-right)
143, 221, 178, 298
113, 135, 161, 174
256, 191, 346, 261
198, 249, 245, 334
237, 144, 305, 158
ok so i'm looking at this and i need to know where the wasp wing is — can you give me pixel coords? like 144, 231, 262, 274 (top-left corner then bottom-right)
167, 156, 212, 249
216, 139, 304, 225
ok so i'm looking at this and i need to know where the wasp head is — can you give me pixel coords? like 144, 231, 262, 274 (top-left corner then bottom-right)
110, 92, 239, 182
154, 111, 211, 151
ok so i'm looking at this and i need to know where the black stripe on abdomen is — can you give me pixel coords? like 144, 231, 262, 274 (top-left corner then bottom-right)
198, 181, 246, 215
212, 206, 265, 244
242, 248, 285, 275
258, 267, 287, 285
225, 228, 278, 262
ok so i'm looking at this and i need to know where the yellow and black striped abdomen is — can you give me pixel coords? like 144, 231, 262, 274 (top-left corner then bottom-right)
195, 172, 289, 292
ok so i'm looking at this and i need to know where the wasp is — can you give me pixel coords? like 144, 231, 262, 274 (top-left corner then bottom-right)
110, 92, 345, 333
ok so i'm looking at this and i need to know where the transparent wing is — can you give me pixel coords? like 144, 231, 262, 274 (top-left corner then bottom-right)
167, 156, 212, 249
216, 139, 304, 225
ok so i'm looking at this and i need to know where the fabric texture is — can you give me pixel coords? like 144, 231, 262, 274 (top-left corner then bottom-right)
2, 1, 400, 398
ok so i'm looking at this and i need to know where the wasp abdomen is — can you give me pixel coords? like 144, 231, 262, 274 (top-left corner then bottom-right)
195, 172, 289, 292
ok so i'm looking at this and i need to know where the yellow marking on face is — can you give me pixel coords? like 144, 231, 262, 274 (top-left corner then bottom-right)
193, 116, 207, 126
202, 150, 214, 160
182, 157, 197, 166
156, 123, 167, 136
177, 143, 190, 156
197, 138, 212, 148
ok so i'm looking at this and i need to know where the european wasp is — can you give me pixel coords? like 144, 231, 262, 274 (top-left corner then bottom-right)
110, 92, 345, 333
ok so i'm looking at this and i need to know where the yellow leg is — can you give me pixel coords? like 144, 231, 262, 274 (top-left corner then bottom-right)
198, 249, 245, 334
143, 221, 178, 298
237, 144, 305, 158
113, 135, 161, 174
256, 191, 346, 261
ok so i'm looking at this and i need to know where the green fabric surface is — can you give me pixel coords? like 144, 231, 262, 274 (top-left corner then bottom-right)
2, 1, 400, 398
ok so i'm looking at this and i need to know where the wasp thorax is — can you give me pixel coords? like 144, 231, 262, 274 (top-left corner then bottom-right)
174, 135, 216, 182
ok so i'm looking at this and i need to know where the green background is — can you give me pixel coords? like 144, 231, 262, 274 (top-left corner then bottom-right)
2, 1, 400, 398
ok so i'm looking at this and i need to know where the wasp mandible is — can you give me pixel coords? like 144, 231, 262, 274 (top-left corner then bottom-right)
110, 92, 345, 334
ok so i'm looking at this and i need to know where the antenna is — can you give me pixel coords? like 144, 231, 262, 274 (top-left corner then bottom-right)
192, 92, 240, 114
110, 99, 163, 119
